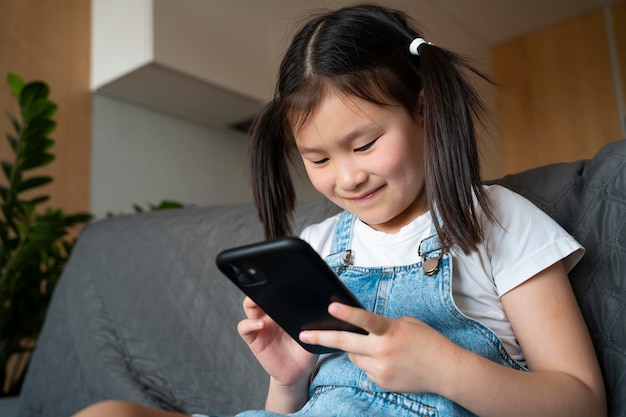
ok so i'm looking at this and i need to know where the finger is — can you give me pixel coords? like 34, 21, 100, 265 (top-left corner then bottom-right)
242, 296, 258, 309
299, 329, 366, 353
242, 297, 267, 319
237, 318, 265, 339
328, 302, 389, 336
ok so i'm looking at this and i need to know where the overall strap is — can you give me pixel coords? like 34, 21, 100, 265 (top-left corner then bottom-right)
325, 211, 356, 271
329, 211, 356, 254
419, 225, 443, 254
420, 207, 447, 254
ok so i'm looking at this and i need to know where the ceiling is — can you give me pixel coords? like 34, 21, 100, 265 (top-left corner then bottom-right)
420, 0, 618, 46
94, 0, 623, 132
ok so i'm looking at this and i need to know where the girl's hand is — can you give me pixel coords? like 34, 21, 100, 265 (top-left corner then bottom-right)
237, 296, 318, 386
299, 302, 459, 394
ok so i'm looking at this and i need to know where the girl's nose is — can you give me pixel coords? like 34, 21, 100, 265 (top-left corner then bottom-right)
336, 162, 367, 191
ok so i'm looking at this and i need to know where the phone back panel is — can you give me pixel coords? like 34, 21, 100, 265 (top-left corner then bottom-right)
216, 237, 366, 353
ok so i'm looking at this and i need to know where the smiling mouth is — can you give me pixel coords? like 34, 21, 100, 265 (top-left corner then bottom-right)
348, 185, 384, 203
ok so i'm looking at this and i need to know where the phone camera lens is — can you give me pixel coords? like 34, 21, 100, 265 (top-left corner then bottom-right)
237, 273, 253, 285
228, 264, 241, 275
229, 263, 267, 287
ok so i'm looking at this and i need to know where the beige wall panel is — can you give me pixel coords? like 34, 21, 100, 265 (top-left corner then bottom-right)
492, 9, 622, 174
0, 0, 91, 214
613, 1, 626, 115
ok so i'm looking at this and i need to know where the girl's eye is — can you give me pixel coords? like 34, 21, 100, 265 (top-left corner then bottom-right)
355, 139, 377, 152
312, 158, 329, 165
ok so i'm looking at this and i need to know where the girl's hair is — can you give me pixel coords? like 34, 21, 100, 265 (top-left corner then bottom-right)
249, 3, 493, 254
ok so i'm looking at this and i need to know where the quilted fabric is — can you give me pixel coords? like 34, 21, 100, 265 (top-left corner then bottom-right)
18, 140, 625, 417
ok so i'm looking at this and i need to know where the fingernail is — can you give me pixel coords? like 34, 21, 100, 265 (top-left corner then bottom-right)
300, 331, 311, 342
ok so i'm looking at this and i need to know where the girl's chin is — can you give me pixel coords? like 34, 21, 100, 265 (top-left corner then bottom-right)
354, 215, 404, 234
354, 208, 426, 234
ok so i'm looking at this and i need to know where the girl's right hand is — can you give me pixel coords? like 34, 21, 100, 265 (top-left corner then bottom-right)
237, 296, 319, 386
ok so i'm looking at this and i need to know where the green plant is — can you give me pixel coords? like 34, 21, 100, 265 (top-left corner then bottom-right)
132, 200, 185, 212
106, 199, 185, 217
0, 73, 91, 396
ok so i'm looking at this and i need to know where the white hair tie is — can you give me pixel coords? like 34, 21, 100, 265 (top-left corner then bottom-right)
409, 38, 432, 56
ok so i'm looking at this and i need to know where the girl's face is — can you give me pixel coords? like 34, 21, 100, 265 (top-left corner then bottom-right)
294, 92, 427, 234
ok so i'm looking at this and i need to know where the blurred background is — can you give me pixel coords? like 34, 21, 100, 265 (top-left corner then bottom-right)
1, 0, 624, 218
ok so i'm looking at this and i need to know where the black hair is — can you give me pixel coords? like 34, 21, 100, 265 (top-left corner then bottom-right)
249, 3, 493, 254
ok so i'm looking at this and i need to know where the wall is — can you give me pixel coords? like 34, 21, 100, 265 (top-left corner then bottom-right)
0, 0, 91, 215
91, 95, 248, 217
491, 2, 626, 174
91, 0, 153, 89
91, 94, 321, 218
613, 1, 626, 126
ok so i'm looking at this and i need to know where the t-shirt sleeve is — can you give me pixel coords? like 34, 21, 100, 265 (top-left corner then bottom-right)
485, 186, 584, 296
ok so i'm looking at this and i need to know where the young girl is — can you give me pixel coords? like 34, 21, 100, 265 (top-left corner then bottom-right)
75, 4, 606, 417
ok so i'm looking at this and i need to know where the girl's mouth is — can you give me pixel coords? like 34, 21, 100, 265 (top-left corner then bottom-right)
348, 185, 384, 203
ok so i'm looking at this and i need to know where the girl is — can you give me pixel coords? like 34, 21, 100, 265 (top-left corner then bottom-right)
75, 4, 606, 417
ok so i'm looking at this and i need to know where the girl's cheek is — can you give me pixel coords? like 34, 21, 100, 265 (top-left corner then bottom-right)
306, 168, 331, 194
310, 177, 331, 197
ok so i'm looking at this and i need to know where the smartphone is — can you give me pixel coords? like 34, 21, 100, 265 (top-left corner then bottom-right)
216, 237, 367, 354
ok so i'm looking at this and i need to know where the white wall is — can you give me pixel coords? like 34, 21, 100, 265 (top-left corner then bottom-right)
91, 0, 154, 89
90, 94, 320, 218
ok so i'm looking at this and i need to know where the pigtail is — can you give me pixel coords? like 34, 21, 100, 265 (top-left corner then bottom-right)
248, 101, 296, 240
417, 45, 494, 254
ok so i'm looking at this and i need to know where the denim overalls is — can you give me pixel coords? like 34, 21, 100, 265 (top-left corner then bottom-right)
228, 211, 525, 417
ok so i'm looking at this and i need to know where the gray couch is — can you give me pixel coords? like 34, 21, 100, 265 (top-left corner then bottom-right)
15, 140, 626, 417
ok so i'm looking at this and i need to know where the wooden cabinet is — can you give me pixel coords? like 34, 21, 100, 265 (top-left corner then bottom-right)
491, 2, 626, 174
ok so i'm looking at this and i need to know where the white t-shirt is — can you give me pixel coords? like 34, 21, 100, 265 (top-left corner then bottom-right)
300, 185, 584, 363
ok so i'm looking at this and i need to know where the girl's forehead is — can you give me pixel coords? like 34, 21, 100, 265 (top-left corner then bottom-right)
292, 93, 374, 133
290, 90, 394, 134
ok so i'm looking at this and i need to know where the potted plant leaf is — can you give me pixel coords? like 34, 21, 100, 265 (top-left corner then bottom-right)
0, 73, 92, 396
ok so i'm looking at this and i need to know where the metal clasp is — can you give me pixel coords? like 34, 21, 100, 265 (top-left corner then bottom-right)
418, 234, 445, 276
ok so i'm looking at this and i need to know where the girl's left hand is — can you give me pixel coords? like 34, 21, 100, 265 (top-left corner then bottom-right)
299, 302, 459, 394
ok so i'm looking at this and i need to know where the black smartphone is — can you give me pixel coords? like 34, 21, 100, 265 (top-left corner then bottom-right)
216, 237, 367, 354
